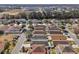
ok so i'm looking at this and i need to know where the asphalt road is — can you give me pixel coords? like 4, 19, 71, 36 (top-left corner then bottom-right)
11, 33, 27, 54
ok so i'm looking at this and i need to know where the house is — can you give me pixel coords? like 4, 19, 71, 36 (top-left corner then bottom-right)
5, 26, 22, 34
0, 19, 7, 24
32, 30, 46, 36
31, 44, 47, 54
53, 40, 69, 46
34, 24, 46, 29
31, 35, 48, 42
31, 35, 48, 47
48, 34, 67, 46
31, 19, 43, 24
0, 25, 9, 31
48, 26, 62, 35
34, 27, 45, 31
0, 24, 22, 34
33, 24, 46, 31
55, 44, 76, 54
48, 26, 61, 31
49, 34, 67, 41
49, 30, 62, 34
14, 19, 27, 23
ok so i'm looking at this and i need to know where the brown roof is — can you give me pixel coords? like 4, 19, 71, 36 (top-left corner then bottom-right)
53, 40, 69, 46
31, 44, 46, 54
34, 27, 45, 30
33, 30, 46, 34
50, 34, 67, 40
31, 41, 48, 46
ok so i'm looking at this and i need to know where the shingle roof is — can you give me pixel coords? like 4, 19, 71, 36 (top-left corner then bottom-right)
34, 25, 46, 28
50, 34, 67, 40
49, 26, 60, 30
33, 30, 46, 34
31, 45, 46, 54
31, 36, 48, 41
34, 27, 45, 30
0, 25, 9, 31
49, 30, 62, 34
31, 41, 48, 46
53, 40, 69, 46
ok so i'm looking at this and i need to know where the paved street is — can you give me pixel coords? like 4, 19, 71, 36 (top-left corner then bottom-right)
11, 33, 27, 54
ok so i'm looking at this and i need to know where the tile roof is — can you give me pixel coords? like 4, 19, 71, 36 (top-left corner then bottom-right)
31, 45, 46, 54
50, 34, 67, 40
31, 41, 48, 46
49, 30, 62, 34
31, 36, 48, 41
0, 42, 4, 49
5, 26, 21, 34
34, 25, 46, 28
0, 25, 9, 31
53, 40, 69, 46
34, 27, 45, 30
33, 30, 46, 34
48, 26, 60, 30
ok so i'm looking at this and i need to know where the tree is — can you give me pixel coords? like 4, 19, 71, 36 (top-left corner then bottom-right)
4, 39, 10, 51
0, 30, 4, 35
12, 39, 16, 46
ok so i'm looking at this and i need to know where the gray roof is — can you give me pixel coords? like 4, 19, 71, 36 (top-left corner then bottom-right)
0, 19, 7, 22
31, 41, 48, 46
14, 19, 26, 22
31, 36, 48, 41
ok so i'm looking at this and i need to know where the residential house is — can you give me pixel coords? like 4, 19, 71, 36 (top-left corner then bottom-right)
55, 44, 76, 54
32, 30, 46, 36
31, 19, 43, 25
31, 35, 48, 47
31, 44, 47, 54
48, 34, 67, 46
5, 26, 22, 34
50, 34, 67, 41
